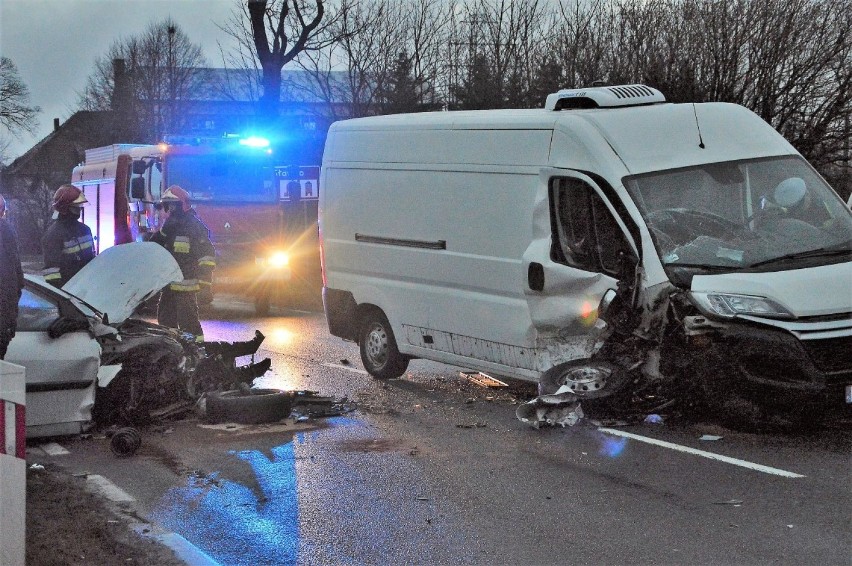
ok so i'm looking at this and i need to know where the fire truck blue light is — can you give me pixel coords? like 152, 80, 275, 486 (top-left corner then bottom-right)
239, 136, 271, 148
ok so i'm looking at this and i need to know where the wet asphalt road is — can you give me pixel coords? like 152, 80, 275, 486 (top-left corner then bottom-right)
31, 294, 852, 566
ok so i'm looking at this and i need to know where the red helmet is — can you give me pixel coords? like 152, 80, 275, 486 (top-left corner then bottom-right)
53, 184, 88, 214
160, 185, 191, 212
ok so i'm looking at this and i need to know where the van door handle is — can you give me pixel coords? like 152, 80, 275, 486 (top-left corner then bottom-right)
528, 262, 545, 291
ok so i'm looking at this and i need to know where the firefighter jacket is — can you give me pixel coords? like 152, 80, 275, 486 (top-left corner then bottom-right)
150, 209, 216, 292
41, 215, 96, 288
0, 218, 24, 341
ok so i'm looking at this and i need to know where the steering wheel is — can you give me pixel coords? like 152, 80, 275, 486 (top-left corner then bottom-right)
646, 209, 697, 246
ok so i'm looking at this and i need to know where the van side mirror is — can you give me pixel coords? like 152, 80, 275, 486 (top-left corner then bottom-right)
130, 177, 146, 199
132, 160, 147, 175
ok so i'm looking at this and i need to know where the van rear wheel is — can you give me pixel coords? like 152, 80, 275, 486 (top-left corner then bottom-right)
359, 311, 409, 379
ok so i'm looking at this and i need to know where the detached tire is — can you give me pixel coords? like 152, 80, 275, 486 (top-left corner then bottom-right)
359, 310, 409, 379
538, 359, 633, 413
206, 389, 293, 424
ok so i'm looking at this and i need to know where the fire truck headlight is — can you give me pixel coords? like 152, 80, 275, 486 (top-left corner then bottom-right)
268, 252, 289, 268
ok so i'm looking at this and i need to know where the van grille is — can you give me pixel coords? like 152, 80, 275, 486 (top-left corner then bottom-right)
802, 335, 852, 375
607, 85, 657, 99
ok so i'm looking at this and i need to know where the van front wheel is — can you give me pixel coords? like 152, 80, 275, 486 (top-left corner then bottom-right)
359, 311, 409, 379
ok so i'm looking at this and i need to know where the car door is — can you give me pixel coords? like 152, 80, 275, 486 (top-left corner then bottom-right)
523, 170, 639, 340
5, 286, 100, 437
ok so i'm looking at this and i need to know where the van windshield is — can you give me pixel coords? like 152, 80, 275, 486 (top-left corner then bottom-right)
624, 156, 852, 271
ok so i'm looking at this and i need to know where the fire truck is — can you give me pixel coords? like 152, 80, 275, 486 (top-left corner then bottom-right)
70, 135, 321, 314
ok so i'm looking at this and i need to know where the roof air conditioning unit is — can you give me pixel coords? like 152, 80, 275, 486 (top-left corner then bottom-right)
545, 84, 665, 110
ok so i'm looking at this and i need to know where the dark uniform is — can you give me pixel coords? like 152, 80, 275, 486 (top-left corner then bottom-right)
41, 214, 96, 288
150, 208, 215, 341
0, 214, 24, 359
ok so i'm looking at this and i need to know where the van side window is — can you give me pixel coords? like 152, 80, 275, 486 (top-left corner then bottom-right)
550, 177, 630, 277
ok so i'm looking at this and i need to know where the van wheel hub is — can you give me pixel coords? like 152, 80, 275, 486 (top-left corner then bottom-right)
558, 365, 609, 393
364, 324, 389, 367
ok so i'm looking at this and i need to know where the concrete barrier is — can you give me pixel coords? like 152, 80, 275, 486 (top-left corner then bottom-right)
1, 361, 26, 566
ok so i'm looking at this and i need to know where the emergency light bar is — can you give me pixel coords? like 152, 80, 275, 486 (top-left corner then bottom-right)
239, 136, 270, 148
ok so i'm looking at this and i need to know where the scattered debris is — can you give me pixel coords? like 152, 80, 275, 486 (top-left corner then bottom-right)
460, 371, 508, 388
700, 434, 724, 441
644, 414, 664, 424
415, 496, 430, 501
340, 359, 351, 365
516, 387, 584, 428
291, 391, 351, 418
109, 427, 142, 457
714, 499, 744, 506
29, 463, 45, 471
589, 419, 630, 427
456, 422, 487, 429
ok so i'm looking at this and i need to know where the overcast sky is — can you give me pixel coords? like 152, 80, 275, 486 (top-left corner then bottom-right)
0, 0, 241, 161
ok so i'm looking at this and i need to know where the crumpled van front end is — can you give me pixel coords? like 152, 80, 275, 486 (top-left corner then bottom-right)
619, 154, 852, 417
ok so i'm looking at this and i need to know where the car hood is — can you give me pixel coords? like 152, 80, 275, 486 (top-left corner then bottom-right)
691, 261, 852, 318
64, 242, 182, 324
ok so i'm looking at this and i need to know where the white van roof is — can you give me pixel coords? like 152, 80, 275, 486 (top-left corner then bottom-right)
326, 103, 797, 176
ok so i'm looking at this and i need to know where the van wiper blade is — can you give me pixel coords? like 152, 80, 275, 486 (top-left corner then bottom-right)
664, 263, 738, 272
747, 244, 852, 268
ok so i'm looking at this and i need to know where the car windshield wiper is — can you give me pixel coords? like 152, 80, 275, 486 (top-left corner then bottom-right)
747, 243, 852, 268
663, 263, 738, 272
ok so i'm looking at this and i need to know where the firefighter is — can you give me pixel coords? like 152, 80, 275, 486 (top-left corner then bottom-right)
150, 185, 216, 342
0, 194, 24, 359
41, 184, 95, 288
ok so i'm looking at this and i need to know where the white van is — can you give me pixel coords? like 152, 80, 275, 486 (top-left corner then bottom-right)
319, 85, 852, 421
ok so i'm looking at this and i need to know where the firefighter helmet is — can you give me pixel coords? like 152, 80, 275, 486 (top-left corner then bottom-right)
160, 185, 191, 212
52, 184, 88, 215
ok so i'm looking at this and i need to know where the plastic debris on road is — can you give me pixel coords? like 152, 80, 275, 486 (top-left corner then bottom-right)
460, 371, 508, 388
516, 386, 584, 428
644, 414, 664, 424
699, 434, 723, 441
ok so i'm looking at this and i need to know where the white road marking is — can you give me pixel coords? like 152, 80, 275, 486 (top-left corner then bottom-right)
156, 532, 221, 566
598, 428, 806, 478
86, 474, 136, 502
40, 442, 70, 456
323, 362, 368, 375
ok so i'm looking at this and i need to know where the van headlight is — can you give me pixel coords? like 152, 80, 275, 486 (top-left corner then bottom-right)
690, 292, 793, 319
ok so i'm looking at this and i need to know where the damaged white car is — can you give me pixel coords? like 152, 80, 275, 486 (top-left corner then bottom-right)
6, 242, 269, 438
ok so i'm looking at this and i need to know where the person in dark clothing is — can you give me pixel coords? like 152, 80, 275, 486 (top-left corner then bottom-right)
0, 194, 24, 359
41, 184, 95, 288
149, 185, 216, 342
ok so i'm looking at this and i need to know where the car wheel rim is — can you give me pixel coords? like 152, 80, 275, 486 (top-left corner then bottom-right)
365, 324, 388, 368
559, 366, 610, 394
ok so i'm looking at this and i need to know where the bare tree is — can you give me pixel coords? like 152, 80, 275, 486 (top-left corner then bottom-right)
77, 18, 206, 141
247, 0, 329, 119
0, 57, 40, 138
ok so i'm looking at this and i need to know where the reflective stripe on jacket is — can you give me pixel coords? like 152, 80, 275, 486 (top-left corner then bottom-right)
41, 215, 96, 287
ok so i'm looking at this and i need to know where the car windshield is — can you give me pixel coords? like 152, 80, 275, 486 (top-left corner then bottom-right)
624, 156, 852, 270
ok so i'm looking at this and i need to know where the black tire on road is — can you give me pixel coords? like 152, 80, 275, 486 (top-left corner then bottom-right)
205, 388, 293, 424
359, 310, 409, 379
